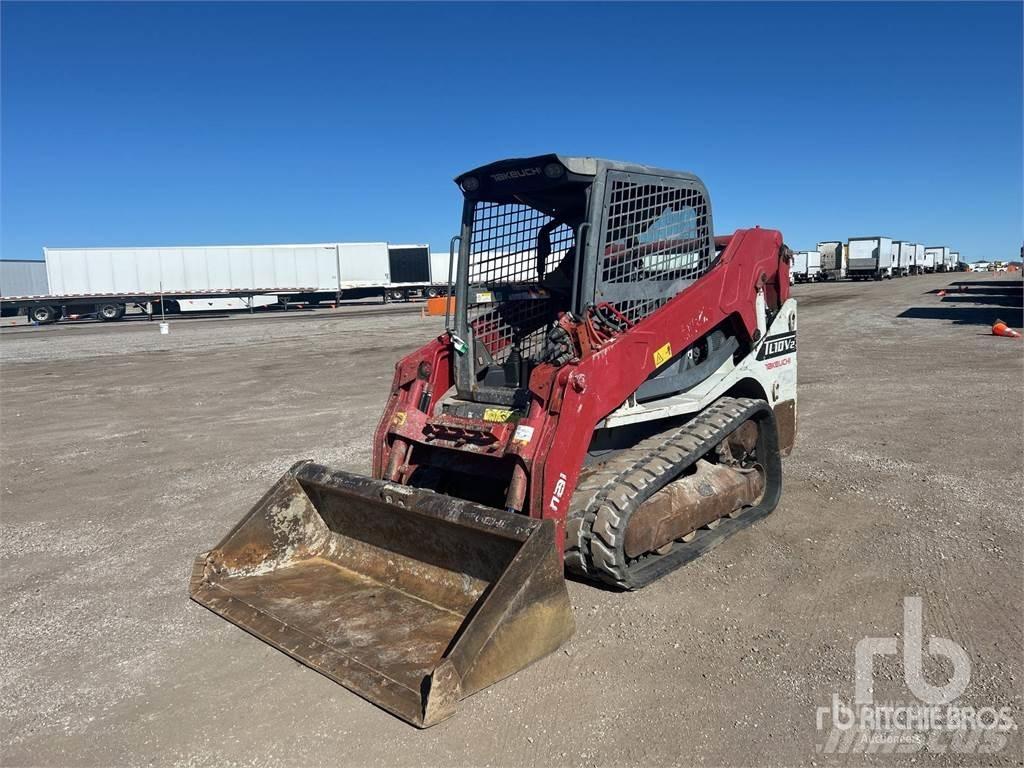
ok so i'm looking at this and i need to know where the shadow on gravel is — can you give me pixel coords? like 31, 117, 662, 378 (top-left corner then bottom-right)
900, 279, 1023, 328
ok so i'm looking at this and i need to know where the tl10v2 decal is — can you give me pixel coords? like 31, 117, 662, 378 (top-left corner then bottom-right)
757, 331, 797, 361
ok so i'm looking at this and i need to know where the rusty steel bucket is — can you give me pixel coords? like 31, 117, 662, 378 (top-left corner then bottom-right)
190, 461, 574, 727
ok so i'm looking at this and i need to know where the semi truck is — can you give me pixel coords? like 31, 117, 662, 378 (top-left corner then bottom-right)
847, 236, 894, 280
0, 242, 448, 324
816, 241, 846, 280
791, 250, 823, 282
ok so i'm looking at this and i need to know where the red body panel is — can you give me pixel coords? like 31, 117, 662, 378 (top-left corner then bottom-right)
372, 228, 786, 551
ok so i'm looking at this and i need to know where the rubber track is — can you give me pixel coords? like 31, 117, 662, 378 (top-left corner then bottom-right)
564, 396, 781, 590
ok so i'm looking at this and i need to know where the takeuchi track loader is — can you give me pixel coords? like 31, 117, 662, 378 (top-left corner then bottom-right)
191, 155, 798, 727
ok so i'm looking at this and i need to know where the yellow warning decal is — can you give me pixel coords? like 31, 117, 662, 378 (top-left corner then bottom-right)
483, 408, 515, 423
392, 411, 407, 426
653, 342, 673, 368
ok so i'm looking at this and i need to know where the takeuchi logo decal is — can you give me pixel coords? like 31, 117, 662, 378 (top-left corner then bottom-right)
490, 167, 542, 182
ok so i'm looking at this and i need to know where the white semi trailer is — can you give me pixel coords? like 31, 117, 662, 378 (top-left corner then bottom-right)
2, 242, 445, 324
847, 237, 894, 280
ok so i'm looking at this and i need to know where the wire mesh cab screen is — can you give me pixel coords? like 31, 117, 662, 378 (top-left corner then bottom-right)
465, 202, 575, 366
595, 172, 713, 325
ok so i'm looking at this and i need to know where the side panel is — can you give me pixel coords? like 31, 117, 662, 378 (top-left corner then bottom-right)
847, 239, 878, 270
340, 243, 390, 284
136, 250, 162, 292
176, 295, 278, 312
46, 249, 87, 294
0, 260, 49, 297
204, 247, 234, 290
182, 249, 211, 290
42, 244, 354, 294
430, 252, 452, 284
271, 247, 298, 289
313, 246, 340, 291
878, 238, 894, 268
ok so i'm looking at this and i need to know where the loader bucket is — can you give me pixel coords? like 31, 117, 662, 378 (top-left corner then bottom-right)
190, 461, 574, 727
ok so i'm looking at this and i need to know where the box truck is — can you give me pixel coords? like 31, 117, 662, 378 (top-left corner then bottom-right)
847, 237, 894, 280
816, 241, 846, 280
895, 242, 918, 277
791, 251, 823, 282
924, 246, 950, 273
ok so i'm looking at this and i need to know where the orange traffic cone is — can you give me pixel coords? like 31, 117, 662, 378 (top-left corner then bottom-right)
992, 319, 1021, 338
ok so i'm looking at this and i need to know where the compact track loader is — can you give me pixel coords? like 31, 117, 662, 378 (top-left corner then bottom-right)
192, 155, 798, 727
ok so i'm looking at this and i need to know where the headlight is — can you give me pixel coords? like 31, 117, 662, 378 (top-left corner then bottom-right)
543, 163, 565, 179
460, 176, 480, 192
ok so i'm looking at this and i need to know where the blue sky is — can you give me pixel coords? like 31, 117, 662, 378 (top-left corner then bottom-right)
2, 2, 1021, 261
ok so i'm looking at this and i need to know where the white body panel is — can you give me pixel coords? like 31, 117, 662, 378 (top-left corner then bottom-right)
924, 247, 949, 271
895, 241, 916, 273
792, 251, 821, 281
44, 244, 348, 295
848, 237, 893, 275
600, 298, 797, 428
0, 260, 49, 297
172, 295, 279, 312
430, 252, 454, 285
336, 243, 390, 285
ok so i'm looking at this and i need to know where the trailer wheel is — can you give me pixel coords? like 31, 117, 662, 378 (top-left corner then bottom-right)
425, 287, 440, 299
388, 289, 406, 302
97, 303, 126, 321
30, 305, 60, 325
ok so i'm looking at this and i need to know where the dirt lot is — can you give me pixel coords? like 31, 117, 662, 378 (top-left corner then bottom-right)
2, 273, 1021, 767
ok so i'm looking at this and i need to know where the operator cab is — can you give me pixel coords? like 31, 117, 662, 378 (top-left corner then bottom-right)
448, 154, 716, 410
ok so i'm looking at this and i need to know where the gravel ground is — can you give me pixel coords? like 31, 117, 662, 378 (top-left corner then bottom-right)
1, 272, 1021, 767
